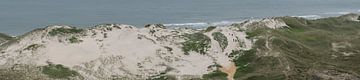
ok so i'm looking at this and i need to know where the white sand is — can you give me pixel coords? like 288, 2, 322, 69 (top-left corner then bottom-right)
0, 19, 287, 79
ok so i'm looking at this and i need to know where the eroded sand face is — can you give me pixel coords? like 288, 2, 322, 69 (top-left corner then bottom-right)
220, 62, 237, 80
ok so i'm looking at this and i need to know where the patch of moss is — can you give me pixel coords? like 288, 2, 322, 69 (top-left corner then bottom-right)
49, 28, 84, 36
202, 70, 228, 80
42, 63, 79, 79
68, 36, 83, 43
212, 32, 228, 51
182, 33, 211, 55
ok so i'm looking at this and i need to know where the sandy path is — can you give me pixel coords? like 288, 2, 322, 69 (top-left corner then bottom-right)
220, 62, 237, 80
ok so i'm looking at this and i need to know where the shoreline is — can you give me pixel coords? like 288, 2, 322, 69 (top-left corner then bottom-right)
1, 13, 359, 37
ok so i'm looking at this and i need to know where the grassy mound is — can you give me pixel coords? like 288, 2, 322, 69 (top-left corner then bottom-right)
232, 15, 360, 80
182, 33, 211, 55
212, 32, 228, 51
42, 63, 79, 79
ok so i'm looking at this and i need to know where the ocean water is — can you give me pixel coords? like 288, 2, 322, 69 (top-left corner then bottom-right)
0, 0, 360, 35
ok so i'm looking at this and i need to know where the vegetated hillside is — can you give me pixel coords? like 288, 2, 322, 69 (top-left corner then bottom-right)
0, 33, 12, 44
230, 13, 360, 80
0, 14, 359, 80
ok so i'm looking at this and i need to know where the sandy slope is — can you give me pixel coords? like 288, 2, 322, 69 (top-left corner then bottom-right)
0, 18, 287, 79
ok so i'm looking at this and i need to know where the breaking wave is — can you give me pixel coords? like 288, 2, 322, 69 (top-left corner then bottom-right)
163, 21, 243, 28
163, 10, 359, 28
292, 10, 358, 19
322, 11, 351, 15
163, 22, 208, 27
292, 15, 322, 19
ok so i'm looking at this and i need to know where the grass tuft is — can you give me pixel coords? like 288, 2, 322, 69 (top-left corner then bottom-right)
49, 28, 84, 36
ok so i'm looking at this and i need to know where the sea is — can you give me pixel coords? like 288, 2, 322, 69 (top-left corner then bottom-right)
1, 0, 360, 35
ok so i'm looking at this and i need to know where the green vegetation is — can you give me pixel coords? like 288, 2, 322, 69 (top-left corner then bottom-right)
232, 15, 360, 80
279, 16, 360, 52
0, 33, 13, 40
68, 36, 83, 43
42, 63, 79, 79
147, 75, 176, 80
2, 14, 360, 80
358, 16, 360, 20
233, 49, 256, 67
212, 32, 228, 51
147, 76, 167, 80
0, 65, 49, 80
202, 70, 228, 80
245, 28, 265, 39
49, 28, 84, 36
205, 26, 216, 32
0, 69, 28, 80
24, 44, 43, 50
232, 41, 286, 80
233, 49, 256, 78
245, 74, 286, 80
182, 33, 211, 55
146, 70, 176, 80
275, 16, 360, 78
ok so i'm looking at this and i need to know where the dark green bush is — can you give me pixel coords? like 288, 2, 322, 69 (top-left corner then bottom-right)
205, 26, 216, 32
202, 70, 228, 80
68, 36, 83, 43
42, 64, 79, 79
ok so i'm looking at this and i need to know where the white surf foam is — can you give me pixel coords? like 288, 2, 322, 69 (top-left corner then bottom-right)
210, 21, 242, 26
163, 22, 208, 27
163, 20, 242, 28
323, 12, 351, 15
292, 15, 322, 19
